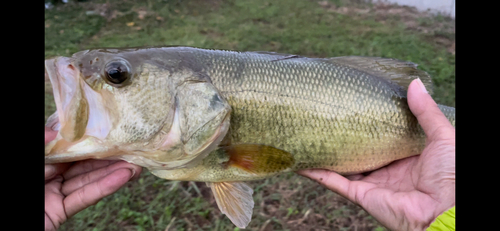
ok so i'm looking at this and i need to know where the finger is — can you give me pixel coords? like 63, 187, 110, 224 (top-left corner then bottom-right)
63, 168, 134, 217
62, 159, 121, 180
45, 176, 67, 230
297, 169, 352, 198
45, 163, 72, 181
345, 173, 364, 181
298, 169, 378, 206
407, 79, 454, 141
61, 161, 142, 196
45, 127, 58, 144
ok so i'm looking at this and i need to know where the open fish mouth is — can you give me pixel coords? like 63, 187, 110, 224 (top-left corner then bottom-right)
45, 56, 115, 143
45, 57, 79, 132
45, 56, 118, 165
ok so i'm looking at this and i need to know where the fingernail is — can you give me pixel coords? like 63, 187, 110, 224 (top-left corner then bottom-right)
416, 78, 428, 94
128, 168, 136, 180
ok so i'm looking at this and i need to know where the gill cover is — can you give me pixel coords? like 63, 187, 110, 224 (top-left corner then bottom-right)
156, 81, 231, 169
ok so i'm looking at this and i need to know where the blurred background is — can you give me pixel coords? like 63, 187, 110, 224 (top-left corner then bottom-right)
44, 0, 455, 230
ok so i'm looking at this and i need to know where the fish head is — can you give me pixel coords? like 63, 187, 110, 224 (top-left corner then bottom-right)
45, 48, 231, 169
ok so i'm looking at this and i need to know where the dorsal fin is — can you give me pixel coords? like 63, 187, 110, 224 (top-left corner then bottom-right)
324, 56, 433, 95
251, 51, 304, 62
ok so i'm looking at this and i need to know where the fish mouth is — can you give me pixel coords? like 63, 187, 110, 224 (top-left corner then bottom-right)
45, 57, 114, 144
45, 57, 74, 126
45, 57, 86, 139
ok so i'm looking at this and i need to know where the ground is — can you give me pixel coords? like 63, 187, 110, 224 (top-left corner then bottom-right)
44, 0, 455, 230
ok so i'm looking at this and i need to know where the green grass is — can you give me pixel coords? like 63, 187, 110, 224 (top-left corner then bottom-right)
45, 0, 455, 230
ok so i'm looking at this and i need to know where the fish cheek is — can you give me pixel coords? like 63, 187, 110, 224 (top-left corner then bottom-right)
176, 82, 231, 155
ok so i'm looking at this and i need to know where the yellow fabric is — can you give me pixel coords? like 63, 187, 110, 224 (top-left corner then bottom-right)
426, 206, 455, 231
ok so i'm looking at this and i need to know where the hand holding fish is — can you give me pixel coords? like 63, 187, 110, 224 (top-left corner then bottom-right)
298, 79, 455, 231
44, 127, 143, 231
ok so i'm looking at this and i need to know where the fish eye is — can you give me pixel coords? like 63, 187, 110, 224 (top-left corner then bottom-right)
104, 60, 131, 86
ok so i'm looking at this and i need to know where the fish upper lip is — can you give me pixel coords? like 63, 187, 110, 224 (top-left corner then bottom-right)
45, 58, 60, 101
45, 57, 84, 134
46, 57, 74, 124
45, 57, 65, 130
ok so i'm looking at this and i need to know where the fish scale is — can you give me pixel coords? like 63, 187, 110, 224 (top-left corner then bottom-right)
161, 51, 454, 181
191, 50, 428, 177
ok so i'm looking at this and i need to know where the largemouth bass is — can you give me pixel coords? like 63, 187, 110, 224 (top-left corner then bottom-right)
44, 47, 455, 228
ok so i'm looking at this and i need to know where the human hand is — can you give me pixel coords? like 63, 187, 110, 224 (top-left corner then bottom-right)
298, 79, 455, 231
45, 127, 143, 231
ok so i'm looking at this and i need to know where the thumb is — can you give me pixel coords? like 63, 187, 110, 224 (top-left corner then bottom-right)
407, 79, 454, 141
45, 126, 58, 145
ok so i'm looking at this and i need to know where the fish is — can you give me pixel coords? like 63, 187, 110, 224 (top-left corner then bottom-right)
44, 46, 455, 228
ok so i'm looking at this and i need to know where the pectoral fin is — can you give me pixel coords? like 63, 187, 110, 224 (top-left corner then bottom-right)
207, 181, 254, 228
222, 144, 295, 174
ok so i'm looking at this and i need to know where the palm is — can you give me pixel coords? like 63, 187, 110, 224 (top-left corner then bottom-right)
349, 137, 455, 230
